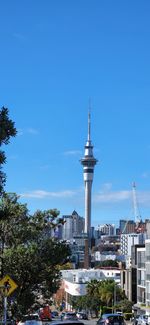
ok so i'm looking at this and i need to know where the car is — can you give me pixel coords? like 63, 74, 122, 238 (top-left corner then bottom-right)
137, 315, 149, 325
97, 313, 125, 325
1, 320, 15, 325
76, 312, 88, 320
20, 313, 41, 325
51, 311, 59, 318
132, 315, 140, 325
61, 312, 78, 321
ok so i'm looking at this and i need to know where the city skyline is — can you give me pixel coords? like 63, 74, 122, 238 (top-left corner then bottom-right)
1, 1, 150, 227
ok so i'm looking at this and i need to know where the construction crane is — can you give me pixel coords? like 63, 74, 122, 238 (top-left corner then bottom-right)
132, 182, 141, 224
132, 182, 144, 233
121, 182, 142, 234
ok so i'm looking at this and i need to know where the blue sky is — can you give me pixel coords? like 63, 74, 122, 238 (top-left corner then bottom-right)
1, 0, 150, 227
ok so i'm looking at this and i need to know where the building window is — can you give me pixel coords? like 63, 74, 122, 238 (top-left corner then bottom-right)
137, 251, 145, 268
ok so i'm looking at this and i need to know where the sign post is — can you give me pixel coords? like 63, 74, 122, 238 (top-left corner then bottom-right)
0, 285, 9, 325
4, 295, 7, 325
0, 275, 18, 325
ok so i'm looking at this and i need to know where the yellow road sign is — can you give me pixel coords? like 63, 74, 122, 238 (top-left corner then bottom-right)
0, 275, 18, 296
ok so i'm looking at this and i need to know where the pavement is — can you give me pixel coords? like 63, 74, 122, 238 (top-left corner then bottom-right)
50, 317, 132, 325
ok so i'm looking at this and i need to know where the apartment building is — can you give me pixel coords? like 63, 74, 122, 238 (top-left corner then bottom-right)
119, 219, 136, 234
120, 233, 144, 256
145, 239, 150, 307
121, 239, 150, 315
98, 224, 115, 236
137, 246, 146, 305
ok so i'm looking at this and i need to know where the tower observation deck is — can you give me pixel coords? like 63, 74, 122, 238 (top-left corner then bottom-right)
80, 111, 98, 238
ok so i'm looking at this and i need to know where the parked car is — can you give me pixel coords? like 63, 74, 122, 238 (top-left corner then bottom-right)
97, 313, 125, 325
76, 312, 88, 320
137, 315, 149, 325
20, 314, 41, 325
1, 319, 15, 325
61, 312, 78, 321
51, 311, 59, 318
131, 315, 140, 325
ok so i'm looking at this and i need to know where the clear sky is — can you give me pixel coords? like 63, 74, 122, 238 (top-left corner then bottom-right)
1, 0, 150, 228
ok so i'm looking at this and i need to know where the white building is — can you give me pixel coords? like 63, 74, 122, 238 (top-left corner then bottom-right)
61, 268, 121, 310
132, 239, 150, 314
120, 233, 144, 256
97, 224, 115, 236
145, 239, 150, 307
137, 246, 146, 306
94, 251, 116, 262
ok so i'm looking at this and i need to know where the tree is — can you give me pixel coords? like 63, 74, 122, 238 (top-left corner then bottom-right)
99, 279, 125, 311
87, 279, 101, 297
71, 294, 100, 317
116, 299, 133, 319
95, 260, 119, 268
72, 279, 127, 318
0, 107, 17, 194
0, 108, 71, 317
71, 280, 102, 317
0, 193, 70, 317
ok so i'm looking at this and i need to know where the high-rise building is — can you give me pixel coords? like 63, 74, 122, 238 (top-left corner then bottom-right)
119, 219, 136, 234
80, 112, 98, 238
120, 233, 144, 256
62, 211, 84, 241
98, 223, 115, 236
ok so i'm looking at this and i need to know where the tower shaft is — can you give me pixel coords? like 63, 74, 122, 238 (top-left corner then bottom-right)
84, 181, 92, 234
80, 111, 98, 238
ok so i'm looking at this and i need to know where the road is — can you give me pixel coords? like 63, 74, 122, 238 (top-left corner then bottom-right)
82, 318, 132, 324
51, 317, 98, 324
82, 319, 98, 325
51, 317, 98, 325
51, 317, 132, 325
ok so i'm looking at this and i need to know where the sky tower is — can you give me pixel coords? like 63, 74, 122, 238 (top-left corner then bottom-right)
80, 111, 98, 239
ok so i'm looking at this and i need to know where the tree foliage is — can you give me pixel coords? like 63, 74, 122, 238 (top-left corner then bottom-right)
71, 294, 100, 317
72, 279, 129, 317
95, 260, 119, 268
0, 107, 71, 317
0, 193, 70, 317
0, 107, 17, 194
